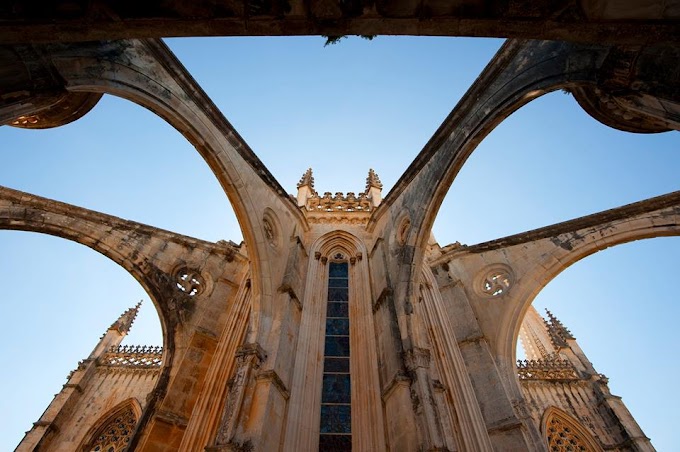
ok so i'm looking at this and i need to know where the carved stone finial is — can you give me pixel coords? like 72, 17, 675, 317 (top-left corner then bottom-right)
297, 168, 315, 189
109, 300, 142, 335
545, 309, 575, 345
365, 168, 383, 192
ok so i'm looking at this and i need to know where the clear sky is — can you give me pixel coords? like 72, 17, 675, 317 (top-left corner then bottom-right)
1, 36, 678, 450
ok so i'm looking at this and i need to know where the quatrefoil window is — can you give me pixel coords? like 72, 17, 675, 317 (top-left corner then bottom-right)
175, 268, 205, 297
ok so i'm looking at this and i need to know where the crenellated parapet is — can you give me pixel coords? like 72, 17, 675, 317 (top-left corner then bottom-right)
98, 345, 163, 371
307, 191, 372, 213
296, 168, 383, 222
516, 356, 580, 381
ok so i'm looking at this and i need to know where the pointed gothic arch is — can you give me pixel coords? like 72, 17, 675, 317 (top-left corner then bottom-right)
30, 38, 308, 334
541, 407, 603, 452
283, 230, 385, 451
78, 398, 143, 452
0, 186, 175, 348
505, 221, 680, 367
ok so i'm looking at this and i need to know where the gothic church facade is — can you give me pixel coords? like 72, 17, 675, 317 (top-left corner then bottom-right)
2, 3, 680, 450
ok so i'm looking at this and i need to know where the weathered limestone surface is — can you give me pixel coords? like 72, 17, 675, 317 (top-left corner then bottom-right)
3, 12, 678, 451
1, 0, 680, 44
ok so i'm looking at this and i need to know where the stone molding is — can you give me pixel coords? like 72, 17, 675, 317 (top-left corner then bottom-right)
255, 370, 290, 400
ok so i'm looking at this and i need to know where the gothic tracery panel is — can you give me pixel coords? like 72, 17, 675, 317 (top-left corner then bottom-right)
545, 410, 600, 452
88, 406, 138, 452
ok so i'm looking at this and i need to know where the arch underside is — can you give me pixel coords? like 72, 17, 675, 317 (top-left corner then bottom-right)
1, 32, 678, 451
436, 190, 680, 372
0, 38, 308, 341
371, 39, 679, 320
4, 36, 679, 348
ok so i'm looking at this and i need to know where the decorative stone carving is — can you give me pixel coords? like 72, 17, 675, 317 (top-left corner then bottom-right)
299, 169, 384, 213
546, 414, 594, 451
545, 309, 575, 348
516, 356, 580, 381
297, 168, 314, 189
306, 191, 372, 212
175, 267, 205, 297
474, 264, 514, 298
98, 345, 163, 369
87, 406, 137, 452
215, 343, 266, 446
365, 168, 383, 191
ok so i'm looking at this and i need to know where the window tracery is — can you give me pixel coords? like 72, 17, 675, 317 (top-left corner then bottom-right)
545, 410, 599, 452
482, 270, 512, 296
474, 264, 514, 298
175, 267, 205, 296
88, 406, 137, 452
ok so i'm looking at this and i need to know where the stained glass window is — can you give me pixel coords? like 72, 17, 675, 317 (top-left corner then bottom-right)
320, 261, 351, 451
89, 406, 137, 452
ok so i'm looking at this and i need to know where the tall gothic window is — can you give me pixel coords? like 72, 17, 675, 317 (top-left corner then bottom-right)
319, 260, 351, 451
87, 405, 137, 452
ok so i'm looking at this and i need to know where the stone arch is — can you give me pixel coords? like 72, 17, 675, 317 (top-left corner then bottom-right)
31, 38, 307, 337
0, 193, 174, 346
283, 229, 385, 451
373, 40, 679, 336
78, 398, 143, 452
541, 406, 603, 452
499, 205, 680, 378
0, 186, 189, 449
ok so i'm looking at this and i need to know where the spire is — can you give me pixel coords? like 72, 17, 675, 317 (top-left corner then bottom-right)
296, 168, 317, 207
365, 168, 383, 191
544, 309, 574, 348
109, 301, 142, 335
297, 168, 315, 189
364, 168, 383, 208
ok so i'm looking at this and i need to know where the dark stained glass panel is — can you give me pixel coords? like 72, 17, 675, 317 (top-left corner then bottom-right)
328, 288, 349, 301
324, 357, 349, 373
321, 262, 351, 450
326, 318, 349, 336
324, 336, 350, 357
327, 302, 348, 318
328, 277, 349, 288
320, 405, 351, 434
329, 262, 348, 277
319, 434, 352, 451
322, 374, 351, 403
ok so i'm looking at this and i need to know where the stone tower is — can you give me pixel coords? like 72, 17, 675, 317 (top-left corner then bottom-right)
517, 307, 650, 450
2, 8, 680, 450
19, 303, 162, 451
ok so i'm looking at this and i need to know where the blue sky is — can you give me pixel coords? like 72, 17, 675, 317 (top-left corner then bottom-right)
1, 36, 678, 449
